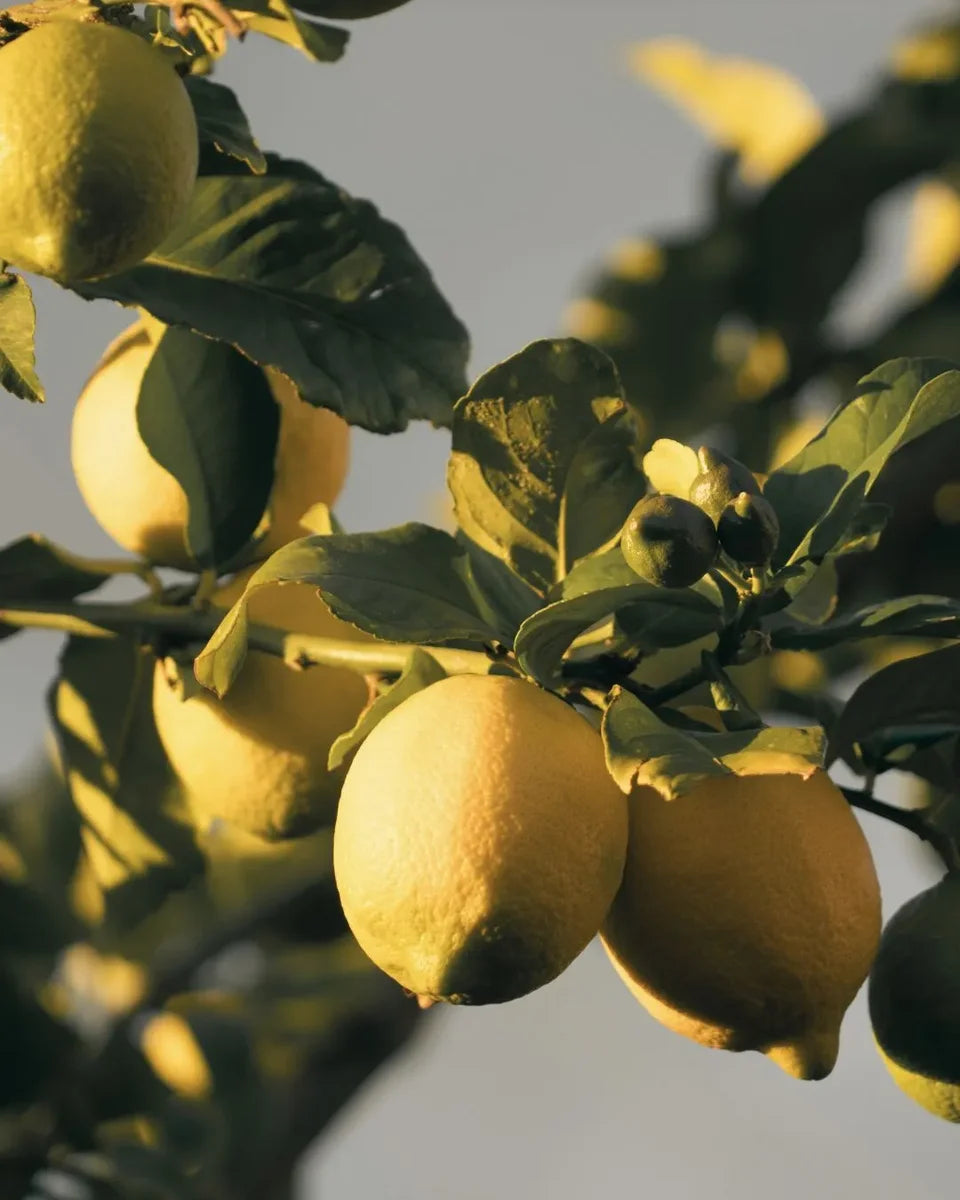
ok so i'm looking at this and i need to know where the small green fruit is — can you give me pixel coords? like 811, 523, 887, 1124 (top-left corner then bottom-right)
689, 447, 761, 523
869, 873, 960, 1122
621, 494, 718, 588
718, 492, 780, 566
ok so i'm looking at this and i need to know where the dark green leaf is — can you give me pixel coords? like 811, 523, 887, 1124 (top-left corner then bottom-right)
136, 326, 280, 570
184, 76, 267, 174
195, 525, 498, 696
75, 156, 469, 434
0, 272, 42, 401
827, 642, 960, 772
765, 358, 960, 566
0, 535, 112, 604
447, 339, 632, 593
328, 647, 446, 770
773, 594, 960, 650
49, 638, 203, 932
516, 585, 720, 687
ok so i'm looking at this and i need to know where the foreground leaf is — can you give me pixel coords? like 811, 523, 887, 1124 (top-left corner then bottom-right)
448, 339, 638, 594
136, 325, 280, 569
516, 584, 720, 686
75, 155, 469, 433
0, 272, 43, 401
185, 76, 267, 174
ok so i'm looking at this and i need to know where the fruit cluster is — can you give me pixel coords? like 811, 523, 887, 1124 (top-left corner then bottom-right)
621, 446, 781, 588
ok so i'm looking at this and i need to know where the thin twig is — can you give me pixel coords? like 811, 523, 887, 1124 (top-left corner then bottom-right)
840, 786, 960, 870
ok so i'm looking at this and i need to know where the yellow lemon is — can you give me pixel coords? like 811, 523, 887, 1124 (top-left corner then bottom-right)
601, 771, 881, 1079
0, 22, 197, 281
153, 569, 372, 840
333, 675, 628, 1005
72, 321, 350, 570
869, 873, 960, 1122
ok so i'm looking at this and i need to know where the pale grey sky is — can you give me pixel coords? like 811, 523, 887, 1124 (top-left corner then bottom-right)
2, 1, 957, 1197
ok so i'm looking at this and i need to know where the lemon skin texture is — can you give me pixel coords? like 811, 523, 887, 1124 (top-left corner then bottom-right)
601, 771, 881, 1079
869, 873, 960, 1121
71, 322, 350, 570
0, 22, 198, 281
153, 570, 372, 840
333, 675, 628, 1004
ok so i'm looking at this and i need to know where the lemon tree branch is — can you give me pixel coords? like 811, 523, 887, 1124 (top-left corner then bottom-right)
0, 600, 496, 679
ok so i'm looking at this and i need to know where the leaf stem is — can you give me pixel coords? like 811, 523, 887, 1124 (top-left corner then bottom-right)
840, 785, 960, 870
0, 600, 495, 680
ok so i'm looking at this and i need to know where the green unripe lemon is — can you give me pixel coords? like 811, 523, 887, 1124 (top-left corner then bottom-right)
718, 491, 781, 566
621, 494, 718, 588
869, 872, 960, 1122
689, 446, 762, 523
0, 23, 198, 281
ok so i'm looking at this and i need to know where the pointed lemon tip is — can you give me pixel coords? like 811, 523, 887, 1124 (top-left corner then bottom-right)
766, 1027, 839, 1080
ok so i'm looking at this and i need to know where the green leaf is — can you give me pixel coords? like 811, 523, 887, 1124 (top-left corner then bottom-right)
234, 0, 350, 62
602, 689, 823, 800
455, 532, 541, 645
827, 642, 960, 773
515, 584, 721, 686
447, 339, 636, 594
185, 76, 267, 174
136, 325, 280, 570
328, 647, 446, 770
773, 594, 960, 650
0, 272, 42, 402
75, 155, 469, 434
0, 535, 112, 603
765, 358, 960, 566
0, 535, 113, 639
49, 637, 203, 931
195, 525, 498, 697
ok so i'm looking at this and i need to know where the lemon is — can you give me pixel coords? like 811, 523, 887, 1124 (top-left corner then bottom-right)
333, 675, 628, 1004
0, 22, 198, 281
601, 771, 881, 1079
621, 494, 718, 588
717, 491, 780, 566
688, 446, 762, 523
71, 321, 350, 570
869, 873, 960, 1121
153, 568, 372, 840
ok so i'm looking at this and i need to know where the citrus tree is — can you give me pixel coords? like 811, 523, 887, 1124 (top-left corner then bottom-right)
2, 3, 960, 1196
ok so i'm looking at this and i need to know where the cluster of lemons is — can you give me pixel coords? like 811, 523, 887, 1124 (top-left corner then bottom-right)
12, 15, 958, 1126
72, 314, 955, 1114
